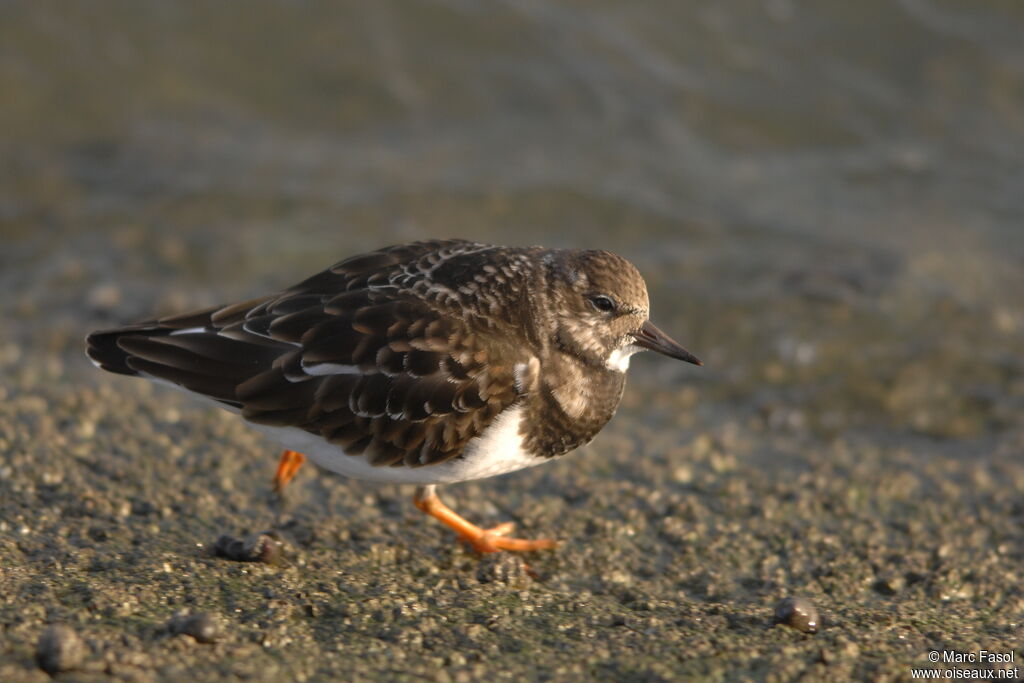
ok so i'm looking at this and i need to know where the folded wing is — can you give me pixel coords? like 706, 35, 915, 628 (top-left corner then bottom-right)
86, 239, 524, 468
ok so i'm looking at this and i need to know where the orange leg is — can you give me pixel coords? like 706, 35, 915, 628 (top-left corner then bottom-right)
272, 450, 306, 493
413, 485, 557, 554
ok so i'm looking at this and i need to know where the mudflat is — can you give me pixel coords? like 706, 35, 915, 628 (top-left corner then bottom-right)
2, 3, 1022, 680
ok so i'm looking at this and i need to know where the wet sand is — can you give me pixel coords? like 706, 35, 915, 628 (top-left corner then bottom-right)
2, 335, 1022, 680
2, 2, 1024, 680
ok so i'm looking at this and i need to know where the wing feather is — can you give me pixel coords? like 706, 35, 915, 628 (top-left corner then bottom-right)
85, 239, 529, 469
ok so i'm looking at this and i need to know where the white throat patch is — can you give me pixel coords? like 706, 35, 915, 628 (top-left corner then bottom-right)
606, 344, 643, 372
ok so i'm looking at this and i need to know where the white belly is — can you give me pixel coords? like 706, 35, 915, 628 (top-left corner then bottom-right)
248, 404, 544, 485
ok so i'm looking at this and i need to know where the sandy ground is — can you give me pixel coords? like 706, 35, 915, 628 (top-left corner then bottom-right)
1, 263, 1021, 680
3, 2, 1024, 681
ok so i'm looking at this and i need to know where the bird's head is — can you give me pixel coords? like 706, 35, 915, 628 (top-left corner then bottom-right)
546, 249, 701, 372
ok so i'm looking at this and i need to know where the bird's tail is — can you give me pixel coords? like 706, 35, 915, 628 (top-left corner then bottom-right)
85, 305, 221, 377
84, 304, 280, 408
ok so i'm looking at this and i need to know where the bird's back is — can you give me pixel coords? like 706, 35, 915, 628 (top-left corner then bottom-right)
86, 239, 539, 470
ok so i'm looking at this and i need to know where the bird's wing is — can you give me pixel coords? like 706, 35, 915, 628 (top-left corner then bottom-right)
86, 239, 527, 467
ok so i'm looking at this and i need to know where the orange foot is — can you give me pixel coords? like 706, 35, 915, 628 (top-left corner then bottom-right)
413, 485, 557, 554
272, 449, 306, 493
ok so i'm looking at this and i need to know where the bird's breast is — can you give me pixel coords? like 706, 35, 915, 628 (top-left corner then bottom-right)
522, 365, 626, 458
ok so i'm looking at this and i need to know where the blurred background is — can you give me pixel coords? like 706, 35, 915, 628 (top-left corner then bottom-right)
2, 2, 1024, 678
3, 0, 1022, 448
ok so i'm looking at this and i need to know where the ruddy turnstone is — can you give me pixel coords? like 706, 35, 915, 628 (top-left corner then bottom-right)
87, 240, 701, 553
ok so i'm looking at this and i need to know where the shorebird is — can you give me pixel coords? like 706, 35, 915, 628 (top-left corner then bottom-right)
87, 240, 701, 553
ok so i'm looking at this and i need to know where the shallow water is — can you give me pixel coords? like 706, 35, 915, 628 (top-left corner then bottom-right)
4, 0, 1022, 445
1, 2, 1023, 679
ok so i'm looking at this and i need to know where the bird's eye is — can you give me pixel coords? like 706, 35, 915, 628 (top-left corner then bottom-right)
589, 295, 616, 313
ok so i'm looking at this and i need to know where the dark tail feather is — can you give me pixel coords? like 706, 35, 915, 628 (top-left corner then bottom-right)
85, 309, 286, 410
87, 301, 231, 372
86, 325, 162, 376
86, 325, 245, 407
86, 304, 224, 376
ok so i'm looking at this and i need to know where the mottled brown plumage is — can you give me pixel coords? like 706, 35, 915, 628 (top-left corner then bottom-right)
87, 239, 701, 553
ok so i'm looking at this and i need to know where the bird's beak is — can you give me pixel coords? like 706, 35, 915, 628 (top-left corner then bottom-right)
631, 320, 702, 366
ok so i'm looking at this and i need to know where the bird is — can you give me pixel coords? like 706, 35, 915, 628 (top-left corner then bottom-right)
86, 239, 701, 554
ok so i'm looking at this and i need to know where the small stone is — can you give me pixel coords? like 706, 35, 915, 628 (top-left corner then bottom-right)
671, 465, 693, 483
36, 624, 86, 674
214, 531, 285, 564
75, 419, 96, 440
87, 284, 122, 310
168, 610, 223, 643
213, 535, 244, 559
246, 532, 285, 564
475, 553, 532, 586
774, 596, 819, 634
873, 572, 906, 596
131, 499, 156, 517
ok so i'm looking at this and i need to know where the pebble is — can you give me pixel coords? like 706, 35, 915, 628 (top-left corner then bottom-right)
214, 531, 286, 564
36, 624, 86, 674
873, 572, 906, 595
475, 553, 533, 586
168, 610, 223, 643
773, 596, 819, 634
